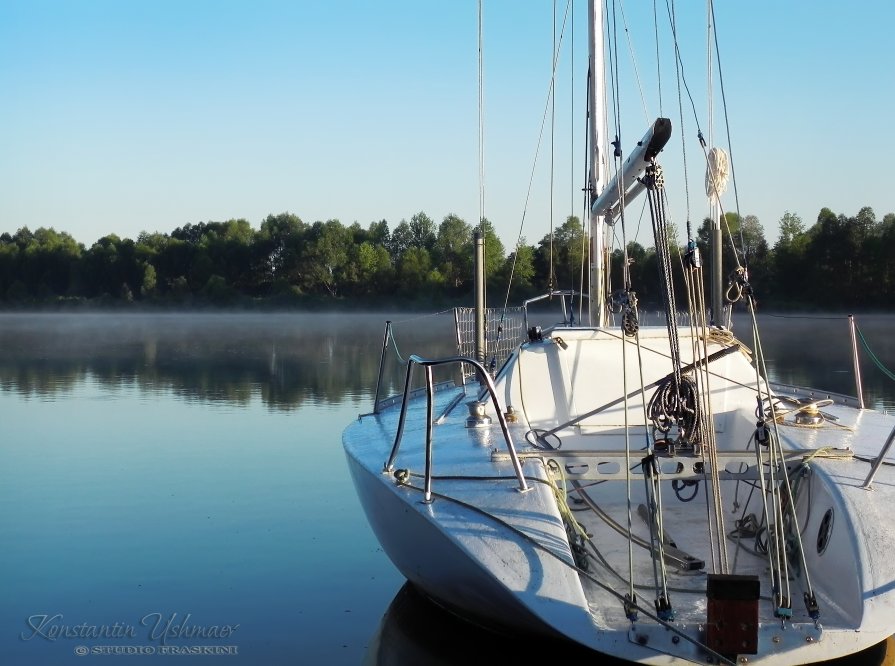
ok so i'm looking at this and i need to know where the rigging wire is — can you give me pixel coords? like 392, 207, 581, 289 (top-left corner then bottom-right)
653, 0, 662, 116
500, 0, 572, 310
668, 0, 727, 574
662, 0, 703, 143
572, 0, 587, 322
549, 0, 557, 293
478, 0, 485, 234
392, 477, 737, 666
751, 303, 821, 620
670, 0, 692, 234
709, 0, 746, 251
617, 0, 650, 125
607, 0, 638, 615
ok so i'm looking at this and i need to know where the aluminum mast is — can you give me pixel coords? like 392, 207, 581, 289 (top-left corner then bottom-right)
587, 0, 607, 326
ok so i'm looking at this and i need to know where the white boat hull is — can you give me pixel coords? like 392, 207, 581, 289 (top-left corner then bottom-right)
344, 327, 895, 664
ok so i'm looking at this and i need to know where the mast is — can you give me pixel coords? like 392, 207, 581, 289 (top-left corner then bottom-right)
473, 230, 486, 365
587, 0, 607, 327
587, 0, 671, 327
707, 1, 723, 324
474, 1, 486, 366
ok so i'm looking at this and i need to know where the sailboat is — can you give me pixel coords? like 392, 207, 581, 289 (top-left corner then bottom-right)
344, 2, 895, 664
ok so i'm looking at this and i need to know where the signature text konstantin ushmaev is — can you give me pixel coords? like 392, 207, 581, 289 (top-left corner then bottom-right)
21, 612, 240, 646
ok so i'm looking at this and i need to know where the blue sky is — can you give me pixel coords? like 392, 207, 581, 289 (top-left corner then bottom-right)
1, 1, 892, 251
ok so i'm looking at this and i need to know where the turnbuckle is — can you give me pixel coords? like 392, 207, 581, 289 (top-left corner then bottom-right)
655, 595, 675, 622
624, 593, 639, 623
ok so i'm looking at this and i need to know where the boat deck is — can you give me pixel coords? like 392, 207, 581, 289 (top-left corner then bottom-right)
344, 328, 895, 664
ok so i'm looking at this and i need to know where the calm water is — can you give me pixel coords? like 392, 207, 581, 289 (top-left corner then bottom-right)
1, 311, 893, 665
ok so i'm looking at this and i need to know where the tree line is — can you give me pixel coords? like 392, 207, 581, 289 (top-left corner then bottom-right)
0, 206, 892, 309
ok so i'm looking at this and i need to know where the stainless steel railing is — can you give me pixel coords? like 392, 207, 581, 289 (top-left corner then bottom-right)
861, 424, 895, 490
383, 354, 530, 501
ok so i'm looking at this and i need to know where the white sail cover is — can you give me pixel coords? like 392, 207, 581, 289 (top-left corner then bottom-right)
705, 146, 729, 199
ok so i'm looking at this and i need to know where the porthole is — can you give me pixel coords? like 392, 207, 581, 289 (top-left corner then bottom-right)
817, 508, 834, 555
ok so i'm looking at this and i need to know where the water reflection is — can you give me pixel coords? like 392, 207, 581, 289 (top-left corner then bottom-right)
0, 312, 460, 410
0, 312, 891, 411
365, 582, 611, 665
732, 312, 895, 411
368, 583, 894, 666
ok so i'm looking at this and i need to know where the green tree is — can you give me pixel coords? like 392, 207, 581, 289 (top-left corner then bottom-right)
0, 238, 19, 299
368, 219, 390, 247
202, 219, 254, 292
256, 213, 307, 289
877, 213, 895, 305
301, 219, 352, 297
388, 221, 413, 261
434, 214, 472, 288
408, 211, 436, 251
9, 227, 83, 298
397, 246, 433, 293
84, 234, 141, 299
141, 264, 157, 298
477, 219, 505, 280
535, 215, 584, 291
153, 237, 194, 298
776, 211, 805, 246
501, 241, 537, 302
771, 211, 809, 305
348, 241, 392, 296
803, 208, 861, 305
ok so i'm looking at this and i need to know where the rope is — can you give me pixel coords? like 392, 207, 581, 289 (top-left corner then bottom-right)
705, 147, 730, 199
391, 309, 456, 324
764, 314, 845, 320
662, 0, 747, 273
546, 459, 590, 542
747, 298, 821, 621
856, 324, 895, 382
801, 447, 854, 464
388, 329, 406, 365
389, 308, 466, 364
689, 251, 729, 573
621, 310, 637, 609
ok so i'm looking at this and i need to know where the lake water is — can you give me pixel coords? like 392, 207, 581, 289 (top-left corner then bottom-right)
1, 311, 893, 665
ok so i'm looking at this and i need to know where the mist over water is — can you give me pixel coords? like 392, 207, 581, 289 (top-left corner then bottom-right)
738, 312, 895, 411
0, 311, 892, 665
0, 312, 462, 410
1, 311, 890, 410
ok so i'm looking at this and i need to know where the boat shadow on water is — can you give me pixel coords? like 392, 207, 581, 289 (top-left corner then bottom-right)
365, 583, 895, 666
364, 582, 607, 665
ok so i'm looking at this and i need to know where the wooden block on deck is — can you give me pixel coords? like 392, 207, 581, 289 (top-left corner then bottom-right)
706, 573, 760, 656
